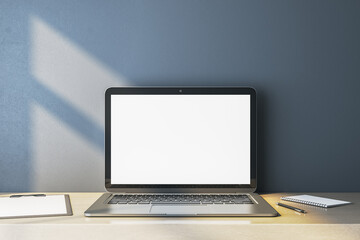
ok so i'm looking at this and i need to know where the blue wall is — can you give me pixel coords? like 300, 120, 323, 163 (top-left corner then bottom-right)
1, 0, 360, 192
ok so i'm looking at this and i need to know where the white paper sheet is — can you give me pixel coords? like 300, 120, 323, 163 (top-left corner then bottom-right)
0, 195, 68, 218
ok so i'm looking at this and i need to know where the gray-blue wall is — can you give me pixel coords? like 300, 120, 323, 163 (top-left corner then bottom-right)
1, 0, 360, 192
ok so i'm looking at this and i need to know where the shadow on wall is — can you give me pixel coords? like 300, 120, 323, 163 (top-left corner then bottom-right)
1, 7, 128, 191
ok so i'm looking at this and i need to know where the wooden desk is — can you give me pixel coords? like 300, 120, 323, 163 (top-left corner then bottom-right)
1, 193, 359, 240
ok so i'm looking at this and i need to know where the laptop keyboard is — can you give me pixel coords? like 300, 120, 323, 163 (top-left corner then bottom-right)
108, 194, 253, 205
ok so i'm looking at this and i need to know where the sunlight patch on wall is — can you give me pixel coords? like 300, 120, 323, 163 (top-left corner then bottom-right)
30, 102, 104, 191
30, 15, 127, 128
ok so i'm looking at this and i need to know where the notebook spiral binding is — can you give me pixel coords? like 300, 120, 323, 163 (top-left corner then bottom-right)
280, 197, 328, 208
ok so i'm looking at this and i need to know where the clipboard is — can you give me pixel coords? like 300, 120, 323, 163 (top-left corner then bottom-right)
0, 194, 73, 219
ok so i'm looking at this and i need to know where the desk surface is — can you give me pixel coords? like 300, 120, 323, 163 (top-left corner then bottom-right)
1, 192, 360, 240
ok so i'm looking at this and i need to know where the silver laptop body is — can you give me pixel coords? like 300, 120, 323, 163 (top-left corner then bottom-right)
85, 87, 278, 217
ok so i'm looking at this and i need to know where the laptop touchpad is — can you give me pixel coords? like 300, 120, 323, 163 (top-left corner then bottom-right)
150, 205, 206, 215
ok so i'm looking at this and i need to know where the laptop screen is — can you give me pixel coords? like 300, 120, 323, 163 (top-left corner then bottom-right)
110, 94, 251, 185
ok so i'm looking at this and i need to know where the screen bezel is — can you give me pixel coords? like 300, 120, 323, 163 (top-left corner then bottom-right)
105, 87, 257, 193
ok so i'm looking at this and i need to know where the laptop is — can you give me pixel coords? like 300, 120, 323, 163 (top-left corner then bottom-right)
85, 87, 278, 217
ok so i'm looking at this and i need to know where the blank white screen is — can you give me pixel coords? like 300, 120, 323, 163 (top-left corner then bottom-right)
111, 95, 250, 184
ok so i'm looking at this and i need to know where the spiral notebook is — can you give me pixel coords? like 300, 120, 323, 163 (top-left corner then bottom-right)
281, 195, 351, 208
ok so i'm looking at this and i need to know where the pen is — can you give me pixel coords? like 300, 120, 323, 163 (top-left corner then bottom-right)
10, 194, 46, 198
276, 202, 307, 213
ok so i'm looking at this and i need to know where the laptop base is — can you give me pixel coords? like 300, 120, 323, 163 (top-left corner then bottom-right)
85, 193, 279, 217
